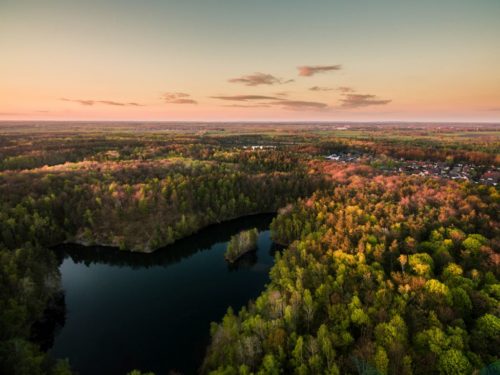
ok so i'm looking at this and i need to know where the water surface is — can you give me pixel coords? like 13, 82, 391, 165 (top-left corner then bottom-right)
49, 214, 276, 375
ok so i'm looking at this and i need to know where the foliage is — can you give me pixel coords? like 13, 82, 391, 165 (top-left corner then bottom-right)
204, 173, 499, 374
0, 127, 498, 374
225, 228, 259, 263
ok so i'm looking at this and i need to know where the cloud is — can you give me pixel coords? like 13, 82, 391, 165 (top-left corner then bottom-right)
274, 100, 329, 110
0, 112, 24, 116
228, 72, 293, 86
337, 86, 355, 93
98, 100, 142, 106
212, 94, 329, 111
339, 94, 391, 108
211, 95, 280, 101
298, 65, 341, 77
309, 86, 334, 92
61, 98, 95, 106
224, 104, 272, 108
310, 86, 355, 93
274, 91, 289, 97
61, 98, 143, 106
162, 92, 197, 104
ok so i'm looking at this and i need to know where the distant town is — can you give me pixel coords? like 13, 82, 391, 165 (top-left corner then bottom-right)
326, 152, 499, 186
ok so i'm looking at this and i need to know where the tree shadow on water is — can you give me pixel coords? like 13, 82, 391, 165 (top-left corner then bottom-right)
53, 214, 275, 269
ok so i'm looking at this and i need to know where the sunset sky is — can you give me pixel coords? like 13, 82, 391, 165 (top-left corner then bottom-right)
1, 0, 499, 121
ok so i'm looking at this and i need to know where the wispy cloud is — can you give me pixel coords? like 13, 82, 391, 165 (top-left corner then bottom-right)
0, 112, 25, 116
98, 100, 142, 106
274, 91, 289, 97
298, 65, 341, 77
228, 72, 293, 86
61, 98, 143, 106
61, 98, 94, 106
310, 86, 354, 92
309, 86, 334, 92
211, 95, 280, 101
224, 104, 272, 108
339, 94, 391, 108
337, 86, 355, 93
275, 100, 329, 110
162, 92, 197, 104
212, 93, 329, 111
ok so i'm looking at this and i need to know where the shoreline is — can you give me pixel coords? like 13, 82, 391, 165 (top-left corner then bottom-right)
59, 211, 278, 254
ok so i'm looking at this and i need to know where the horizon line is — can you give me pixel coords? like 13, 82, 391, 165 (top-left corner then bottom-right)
0, 120, 499, 125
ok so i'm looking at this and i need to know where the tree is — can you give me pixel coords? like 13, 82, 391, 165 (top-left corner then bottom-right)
408, 253, 434, 277
303, 289, 315, 331
437, 349, 471, 375
225, 228, 259, 263
374, 346, 389, 375
471, 314, 500, 362
399, 255, 408, 274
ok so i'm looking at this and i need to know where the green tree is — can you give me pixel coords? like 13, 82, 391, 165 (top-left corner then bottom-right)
437, 349, 471, 375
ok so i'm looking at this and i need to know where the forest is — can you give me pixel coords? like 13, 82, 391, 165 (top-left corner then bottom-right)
204, 171, 499, 374
0, 122, 498, 375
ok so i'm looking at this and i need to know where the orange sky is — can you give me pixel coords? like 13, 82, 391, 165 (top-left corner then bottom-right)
1, 0, 499, 121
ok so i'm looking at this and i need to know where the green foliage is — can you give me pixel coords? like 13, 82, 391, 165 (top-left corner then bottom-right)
0, 156, 324, 251
374, 346, 389, 375
408, 253, 434, 277
437, 349, 472, 375
204, 174, 499, 374
0, 130, 498, 375
225, 228, 259, 263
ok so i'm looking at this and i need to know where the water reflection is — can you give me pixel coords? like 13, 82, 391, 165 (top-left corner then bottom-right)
31, 291, 66, 351
47, 214, 278, 375
53, 214, 275, 269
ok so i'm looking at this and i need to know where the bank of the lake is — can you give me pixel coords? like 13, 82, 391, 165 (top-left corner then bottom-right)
48, 214, 278, 375
68, 211, 279, 253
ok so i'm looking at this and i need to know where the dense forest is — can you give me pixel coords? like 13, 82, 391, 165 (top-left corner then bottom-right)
0, 123, 498, 374
203, 171, 499, 374
0, 126, 327, 374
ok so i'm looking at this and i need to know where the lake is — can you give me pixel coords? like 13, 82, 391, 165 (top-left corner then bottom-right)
47, 214, 277, 375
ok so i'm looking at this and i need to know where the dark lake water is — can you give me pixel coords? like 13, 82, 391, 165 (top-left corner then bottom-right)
48, 214, 277, 375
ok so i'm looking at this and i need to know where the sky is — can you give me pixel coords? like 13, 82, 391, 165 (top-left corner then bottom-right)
1, 0, 499, 122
